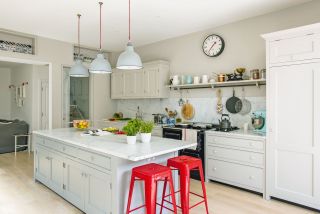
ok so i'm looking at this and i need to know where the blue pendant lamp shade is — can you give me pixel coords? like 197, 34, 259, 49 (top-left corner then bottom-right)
116, 0, 142, 70
90, 2, 112, 74
70, 14, 89, 77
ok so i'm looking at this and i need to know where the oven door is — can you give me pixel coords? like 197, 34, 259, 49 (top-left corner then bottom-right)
162, 128, 183, 140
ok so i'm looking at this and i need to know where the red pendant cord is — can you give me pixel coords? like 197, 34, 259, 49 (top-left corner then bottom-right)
99, 2, 103, 51
77, 14, 81, 56
129, 0, 131, 41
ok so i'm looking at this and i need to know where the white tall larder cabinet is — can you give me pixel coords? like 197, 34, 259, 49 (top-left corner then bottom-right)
262, 23, 320, 210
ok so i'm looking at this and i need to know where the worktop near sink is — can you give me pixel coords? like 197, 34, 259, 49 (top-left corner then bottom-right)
33, 128, 196, 214
205, 129, 266, 198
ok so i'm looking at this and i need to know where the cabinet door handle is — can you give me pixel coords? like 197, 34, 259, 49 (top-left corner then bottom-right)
213, 167, 217, 171
62, 147, 66, 151
249, 175, 255, 180
212, 150, 217, 154
90, 156, 95, 161
250, 156, 255, 160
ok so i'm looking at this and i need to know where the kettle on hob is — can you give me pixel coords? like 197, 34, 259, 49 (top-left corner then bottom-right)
219, 114, 232, 130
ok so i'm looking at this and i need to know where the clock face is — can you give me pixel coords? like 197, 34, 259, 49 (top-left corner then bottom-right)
202, 34, 225, 57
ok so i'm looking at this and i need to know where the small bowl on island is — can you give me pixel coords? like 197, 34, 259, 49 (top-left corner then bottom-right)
73, 120, 90, 131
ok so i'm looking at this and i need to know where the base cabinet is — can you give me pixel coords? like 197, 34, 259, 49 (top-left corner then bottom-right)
35, 143, 112, 214
205, 132, 266, 196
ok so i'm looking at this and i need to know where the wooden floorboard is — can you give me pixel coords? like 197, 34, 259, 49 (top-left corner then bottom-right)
0, 152, 317, 214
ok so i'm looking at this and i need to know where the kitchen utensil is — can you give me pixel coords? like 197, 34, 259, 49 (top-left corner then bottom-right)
226, 89, 241, 114
235, 68, 246, 75
219, 114, 232, 130
172, 75, 180, 85
252, 115, 265, 130
201, 75, 209, 83
181, 100, 195, 120
193, 76, 200, 84
216, 89, 223, 114
251, 110, 266, 132
235, 88, 251, 115
217, 74, 226, 82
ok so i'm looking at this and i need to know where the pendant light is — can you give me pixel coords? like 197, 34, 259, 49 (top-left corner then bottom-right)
116, 0, 142, 70
89, 2, 112, 74
70, 14, 89, 77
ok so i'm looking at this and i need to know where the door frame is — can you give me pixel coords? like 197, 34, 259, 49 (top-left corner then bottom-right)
61, 64, 93, 128
0, 56, 53, 129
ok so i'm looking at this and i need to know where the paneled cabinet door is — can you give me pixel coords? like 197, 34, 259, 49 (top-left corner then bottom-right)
63, 159, 85, 210
124, 72, 136, 97
49, 154, 64, 195
35, 147, 51, 185
135, 71, 145, 97
84, 167, 112, 214
268, 62, 320, 208
144, 68, 159, 97
111, 72, 124, 98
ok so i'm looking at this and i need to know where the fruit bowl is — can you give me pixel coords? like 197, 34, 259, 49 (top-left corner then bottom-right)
73, 120, 90, 130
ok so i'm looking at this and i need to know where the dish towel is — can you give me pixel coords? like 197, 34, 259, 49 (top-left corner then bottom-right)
185, 129, 198, 150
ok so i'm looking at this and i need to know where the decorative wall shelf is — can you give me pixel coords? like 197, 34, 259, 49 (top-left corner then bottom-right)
0, 30, 36, 55
166, 79, 266, 90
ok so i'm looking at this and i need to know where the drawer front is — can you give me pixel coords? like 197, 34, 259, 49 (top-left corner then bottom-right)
60, 144, 79, 157
270, 34, 320, 64
207, 159, 263, 190
34, 136, 45, 146
206, 135, 264, 151
207, 146, 264, 166
78, 149, 111, 170
44, 139, 63, 151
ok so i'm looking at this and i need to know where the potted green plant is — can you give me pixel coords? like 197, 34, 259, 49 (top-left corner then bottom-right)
122, 119, 141, 144
140, 121, 154, 143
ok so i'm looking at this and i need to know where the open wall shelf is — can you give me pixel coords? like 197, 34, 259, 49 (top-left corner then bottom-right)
166, 79, 266, 90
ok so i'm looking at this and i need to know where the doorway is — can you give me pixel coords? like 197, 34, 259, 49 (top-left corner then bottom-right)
62, 66, 90, 128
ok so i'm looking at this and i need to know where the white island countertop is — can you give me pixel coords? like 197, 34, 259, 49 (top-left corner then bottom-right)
33, 128, 196, 161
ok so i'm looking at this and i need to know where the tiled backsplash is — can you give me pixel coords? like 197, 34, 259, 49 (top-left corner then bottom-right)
116, 96, 266, 128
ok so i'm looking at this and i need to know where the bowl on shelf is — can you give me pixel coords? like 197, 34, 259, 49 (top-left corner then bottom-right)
73, 120, 90, 130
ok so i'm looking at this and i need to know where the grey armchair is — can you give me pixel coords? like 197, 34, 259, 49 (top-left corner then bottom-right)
0, 120, 29, 154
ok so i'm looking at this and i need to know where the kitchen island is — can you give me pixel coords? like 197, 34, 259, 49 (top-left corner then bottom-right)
33, 128, 196, 214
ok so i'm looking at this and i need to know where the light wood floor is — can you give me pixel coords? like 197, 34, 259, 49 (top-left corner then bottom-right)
0, 152, 317, 214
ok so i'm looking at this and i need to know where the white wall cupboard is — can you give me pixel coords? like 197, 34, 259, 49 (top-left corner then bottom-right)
262, 23, 320, 210
205, 131, 266, 197
111, 60, 169, 99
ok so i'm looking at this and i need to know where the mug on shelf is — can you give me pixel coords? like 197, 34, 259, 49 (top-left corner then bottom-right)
185, 75, 193, 84
172, 75, 180, 85
193, 76, 200, 84
202, 75, 209, 84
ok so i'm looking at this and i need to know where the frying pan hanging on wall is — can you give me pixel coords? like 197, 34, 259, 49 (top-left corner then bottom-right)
226, 89, 242, 114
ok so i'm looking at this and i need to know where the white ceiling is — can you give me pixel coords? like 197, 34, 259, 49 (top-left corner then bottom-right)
0, 0, 311, 51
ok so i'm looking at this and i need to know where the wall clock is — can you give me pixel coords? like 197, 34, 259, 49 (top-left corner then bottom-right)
202, 34, 225, 57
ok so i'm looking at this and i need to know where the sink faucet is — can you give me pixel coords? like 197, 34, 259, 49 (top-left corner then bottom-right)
136, 106, 143, 120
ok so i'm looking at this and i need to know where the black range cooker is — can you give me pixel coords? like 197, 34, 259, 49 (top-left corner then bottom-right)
162, 123, 218, 180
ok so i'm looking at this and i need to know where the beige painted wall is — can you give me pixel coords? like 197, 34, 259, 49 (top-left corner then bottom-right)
0, 36, 73, 128
111, 0, 320, 98
0, 67, 11, 119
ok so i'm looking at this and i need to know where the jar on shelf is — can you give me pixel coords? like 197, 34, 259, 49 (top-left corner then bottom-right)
260, 69, 266, 79
250, 69, 260, 80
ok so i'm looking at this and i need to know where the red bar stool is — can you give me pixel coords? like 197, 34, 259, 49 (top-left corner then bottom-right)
160, 156, 209, 214
126, 163, 177, 214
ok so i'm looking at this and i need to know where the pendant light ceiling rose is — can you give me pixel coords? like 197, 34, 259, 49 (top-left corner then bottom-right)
70, 13, 89, 77
89, 1, 112, 74
116, 0, 142, 70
